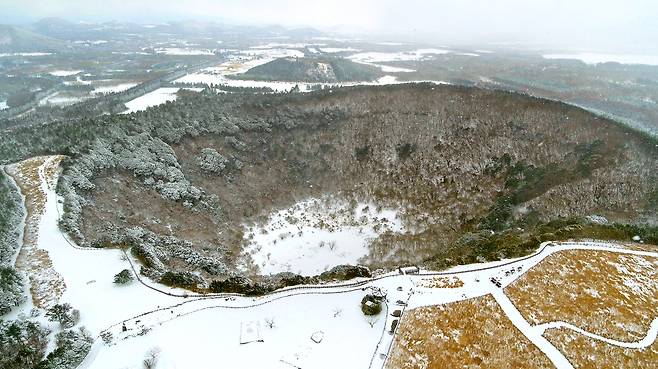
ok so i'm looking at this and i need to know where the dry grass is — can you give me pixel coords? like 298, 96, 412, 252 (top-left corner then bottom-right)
506, 249, 658, 341
611, 242, 658, 253
385, 294, 553, 369
7, 156, 66, 308
544, 327, 658, 369
43, 156, 64, 189
414, 276, 464, 289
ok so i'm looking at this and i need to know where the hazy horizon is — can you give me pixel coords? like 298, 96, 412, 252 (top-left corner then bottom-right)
2, 0, 658, 53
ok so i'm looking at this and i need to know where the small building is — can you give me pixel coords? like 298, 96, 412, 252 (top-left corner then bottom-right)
398, 266, 420, 275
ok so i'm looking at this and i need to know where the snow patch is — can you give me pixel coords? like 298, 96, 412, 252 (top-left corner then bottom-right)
0, 52, 52, 57
155, 48, 215, 56
319, 47, 361, 53
49, 70, 82, 77
239, 48, 304, 58
122, 87, 180, 113
349, 49, 451, 63
242, 197, 404, 276
250, 43, 325, 49
92, 82, 139, 95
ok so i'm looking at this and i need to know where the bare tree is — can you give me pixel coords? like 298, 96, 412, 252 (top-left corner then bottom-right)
143, 347, 161, 369
264, 317, 276, 329
332, 308, 343, 318
366, 315, 379, 328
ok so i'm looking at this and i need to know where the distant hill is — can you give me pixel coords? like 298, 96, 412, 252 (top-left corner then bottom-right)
0, 24, 69, 53
237, 57, 382, 83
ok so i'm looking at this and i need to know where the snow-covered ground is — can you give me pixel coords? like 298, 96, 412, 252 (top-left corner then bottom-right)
173, 49, 448, 93
543, 52, 658, 66
63, 75, 93, 86
122, 87, 203, 113
250, 43, 325, 49
351, 60, 416, 73
348, 49, 452, 63
73, 40, 108, 45
155, 47, 215, 56
84, 290, 387, 369
319, 47, 361, 53
49, 70, 83, 77
6, 155, 657, 369
92, 82, 139, 95
91, 82, 139, 95
176, 72, 313, 92
6, 157, 183, 332
241, 197, 404, 276
0, 52, 53, 57
239, 48, 304, 58
176, 70, 446, 93
38, 92, 86, 106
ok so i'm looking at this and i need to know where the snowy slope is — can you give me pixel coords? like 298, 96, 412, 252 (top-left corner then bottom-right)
8, 156, 658, 369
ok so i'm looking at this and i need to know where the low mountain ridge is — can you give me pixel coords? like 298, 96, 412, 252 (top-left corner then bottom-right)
236, 57, 383, 82
0, 24, 69, 53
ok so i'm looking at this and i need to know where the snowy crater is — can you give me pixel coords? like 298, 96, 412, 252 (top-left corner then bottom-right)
241, 196, 405, 276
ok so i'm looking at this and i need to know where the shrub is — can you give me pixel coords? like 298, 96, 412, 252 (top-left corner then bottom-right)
114, 269, 133, 285
395, 143, 416, 160
46, 303, 80, 329
0, 318, 50, 368
361, 294, 382, 315
197, 148, 228, 174
159, 271, 200, 289
354, 145, 370, 161
0, 266, 25, 315
36, 327, 93, 369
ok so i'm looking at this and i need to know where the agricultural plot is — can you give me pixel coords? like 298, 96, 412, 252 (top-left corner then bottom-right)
385, 294, 553, 369
505, 249, 658, 342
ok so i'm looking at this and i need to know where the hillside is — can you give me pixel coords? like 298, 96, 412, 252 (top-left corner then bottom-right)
6, 83, 647, 292
0, 24, 69, 53
236, 57, 383, 82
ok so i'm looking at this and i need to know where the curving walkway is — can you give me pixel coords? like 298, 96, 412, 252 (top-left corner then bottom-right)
537, 318, 658, 350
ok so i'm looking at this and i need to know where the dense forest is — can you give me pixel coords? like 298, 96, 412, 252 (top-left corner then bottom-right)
235, 56, 382, 82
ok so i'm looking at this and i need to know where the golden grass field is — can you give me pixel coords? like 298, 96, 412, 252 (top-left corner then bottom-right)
385, 294, 553, 369
544, 327, 658, 369
505, 249, 657, 342
414, 276, 464, 289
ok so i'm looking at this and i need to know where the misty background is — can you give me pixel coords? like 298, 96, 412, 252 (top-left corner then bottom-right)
2, 0, 657, 53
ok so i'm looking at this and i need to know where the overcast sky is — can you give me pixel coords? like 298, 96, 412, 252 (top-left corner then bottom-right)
2, 0, 658, 52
